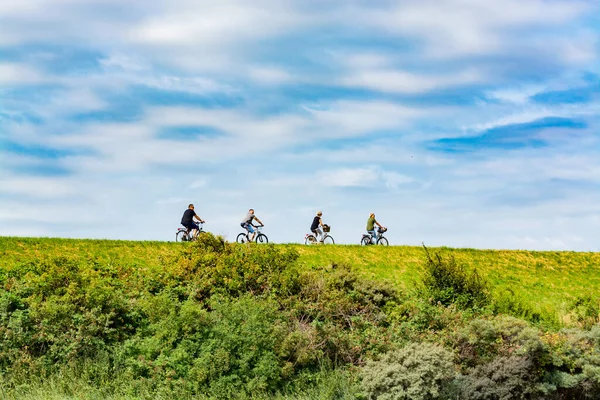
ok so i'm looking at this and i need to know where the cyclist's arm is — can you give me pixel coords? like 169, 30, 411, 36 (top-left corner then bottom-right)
376, 221, 383, 228
254, 217, 264, 226
319, 218, 324, 227
194, 215, 205, 223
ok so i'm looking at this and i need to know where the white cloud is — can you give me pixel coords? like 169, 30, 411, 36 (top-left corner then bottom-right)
317, 167, 416, 189
382, 171, 415, 188
470, 102, 598, 133
360, 0, 593, 59
99, 54, 148, 71
25, 99, 437, 176
486, 85, 546, 105
306, 100, 429, 136
318, 167, 379, 187
128, 3, 301, 47
0, 63, 44, 85
96, 55, 235, 94
248, 66, 293, 85
0, 177, 75, 198
340, 67, 484, 94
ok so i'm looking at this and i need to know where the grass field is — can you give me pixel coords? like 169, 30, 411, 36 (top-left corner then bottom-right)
2, 236, 599, 327
2, 236, 600, 399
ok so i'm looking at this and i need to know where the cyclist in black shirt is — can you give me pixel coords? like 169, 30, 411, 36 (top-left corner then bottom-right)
310, 211, 325, 243
181, 204, 205, 239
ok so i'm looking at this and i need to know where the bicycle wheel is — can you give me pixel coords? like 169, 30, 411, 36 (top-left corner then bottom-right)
256, 233, 268, 244
176, 230, 188, 242
305, 235, 317, 245
361, 236, 372, 246
323, 235, 334, 245
236, 233, 248, 243
377, 237, 389, 246
190, 230, 206, 242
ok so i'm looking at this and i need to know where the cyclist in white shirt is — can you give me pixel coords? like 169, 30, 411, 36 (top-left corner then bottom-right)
240, 209, 264, 242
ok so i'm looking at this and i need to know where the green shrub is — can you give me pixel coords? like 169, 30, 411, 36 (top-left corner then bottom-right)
563, 295, 600, 329
490, 288, 544, 325
457, 355, 541, 399
389, 296, 469, 339
0, 256, 136, 370
421, 246, 489, 310
360, 342, 455, 400
541, 326, 600, 398
110, 295, 288, 397
289, 264, 399, 365
172, 237, 302, 300
452, 316, 547, 369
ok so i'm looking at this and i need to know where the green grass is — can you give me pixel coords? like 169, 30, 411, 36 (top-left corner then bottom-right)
2, 236, 600, 399
1, 237, 599, 326
295, 244, 600, 325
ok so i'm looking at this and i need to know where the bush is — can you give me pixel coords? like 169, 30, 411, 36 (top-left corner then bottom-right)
490, 288, 543, 325
172, 236, 302, 300
115, 295, 288, 398
452, 316, 548, 369
562, 295, 600, 329
360, 342, 455, 400
457, 355, 541, 399
451, 316, 600, 399
0, 236, 401, 398
289, 264, 399, 365
422, 246, 489, 309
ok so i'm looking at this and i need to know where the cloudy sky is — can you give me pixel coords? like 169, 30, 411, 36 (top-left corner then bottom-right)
1, 0, 599, 250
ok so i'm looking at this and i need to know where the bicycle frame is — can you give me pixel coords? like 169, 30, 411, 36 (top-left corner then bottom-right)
239, 225, 264, 242
177, 223, 204, 241
362, 229, 387, 245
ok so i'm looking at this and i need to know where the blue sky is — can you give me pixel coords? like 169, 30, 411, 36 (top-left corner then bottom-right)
1, 0, 599, 250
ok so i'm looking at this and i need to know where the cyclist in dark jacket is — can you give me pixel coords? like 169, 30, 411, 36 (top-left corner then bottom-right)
181, 204, 205, 238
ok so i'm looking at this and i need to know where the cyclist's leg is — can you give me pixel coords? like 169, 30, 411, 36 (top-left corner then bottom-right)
191, 222, 200, 239
310, 229, 318, 242
315, 227, 324, 242
247, 224, 255, 240
367, 230, 376, 243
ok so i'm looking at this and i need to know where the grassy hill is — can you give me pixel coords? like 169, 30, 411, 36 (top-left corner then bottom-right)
297, 244, 600, 326
2, 237, 599, 326
1, 236, 600, 399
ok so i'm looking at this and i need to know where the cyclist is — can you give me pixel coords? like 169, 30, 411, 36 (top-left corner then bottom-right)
310, 211, 325, 243
241, 208, 263, 242
366, 213, 385, 244
181, 204, 205, 239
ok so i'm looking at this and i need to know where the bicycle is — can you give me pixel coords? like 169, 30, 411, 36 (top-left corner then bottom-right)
305, 224, 335, 245
361, 227, 389, 246
236, 225, 268, 244
176, 223, 205, 242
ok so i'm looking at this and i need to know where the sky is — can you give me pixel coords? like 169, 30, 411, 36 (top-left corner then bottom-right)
0, 0, 599, 250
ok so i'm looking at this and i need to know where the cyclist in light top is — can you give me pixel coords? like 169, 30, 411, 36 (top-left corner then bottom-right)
366, 213, 385, 244
310, 211, 325, 243
181, 204, 205, 238
241, 209, 263, 242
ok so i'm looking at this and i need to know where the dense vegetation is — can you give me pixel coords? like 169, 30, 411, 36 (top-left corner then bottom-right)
1, 236, 599, 399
